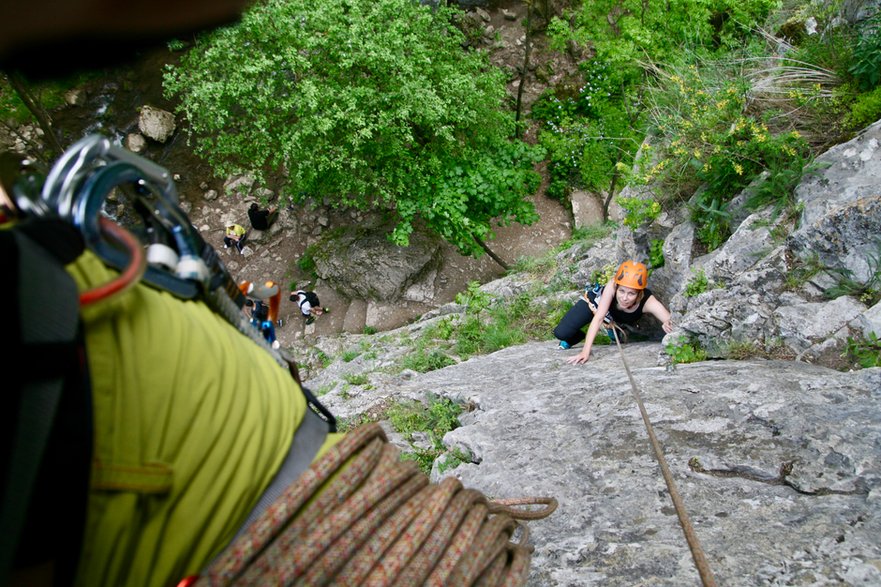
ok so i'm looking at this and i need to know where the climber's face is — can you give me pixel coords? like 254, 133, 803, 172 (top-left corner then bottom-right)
616, 285, 639, 309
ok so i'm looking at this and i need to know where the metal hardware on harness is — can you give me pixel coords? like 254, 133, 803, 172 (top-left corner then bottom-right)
6, 134, 293, 370
610, 325, 718, 587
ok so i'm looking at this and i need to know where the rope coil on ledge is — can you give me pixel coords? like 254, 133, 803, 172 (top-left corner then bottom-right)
197, 423, 558, 586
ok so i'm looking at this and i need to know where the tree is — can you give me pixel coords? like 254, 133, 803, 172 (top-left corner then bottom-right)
1, 71, 66, 161
164, 0, 543, 258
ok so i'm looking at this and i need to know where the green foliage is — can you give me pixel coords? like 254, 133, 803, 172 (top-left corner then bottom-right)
648, 239, 665, 271
1, 71, 99, 127
362, 326, 378, 335
569, 222, 616, 245
400, 348, 456, 373
423, 317, 456, 341
297, 247, 317, 276
843, 332, 881, 368
722, 340, 760, 360
436, 447, 472, 475
590, 263, 617, 286
388, 395, 463, 475
849, 13, 881, 90
617, 196, 661, 229
539, 0, 778, 202
824, 242, 881, 306
341, 349, 361, 363
531, 67, 643, 201
454, 315, 484, 357
665, 336, 708, 364
166, 38, 188, 52
315, 349, 332, 368
337, 413, 375, 432
342, 373, 370, 386
164, 0, 542, 257
846, 85, 881, 131
643, 61, 811, 249
784, 253, 823, 290
455, 281, 492, 313
316, 383, 335, 396
684, 268, 710, 297
745, 152, 817, 219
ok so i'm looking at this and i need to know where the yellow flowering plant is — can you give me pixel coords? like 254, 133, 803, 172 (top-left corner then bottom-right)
638, 62, 810, 250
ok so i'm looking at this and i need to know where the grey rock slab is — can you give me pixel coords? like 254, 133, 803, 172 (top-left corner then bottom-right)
380, 341, 881, 586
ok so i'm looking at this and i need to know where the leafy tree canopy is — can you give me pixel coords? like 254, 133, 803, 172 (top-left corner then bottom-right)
164, 0, 543, 256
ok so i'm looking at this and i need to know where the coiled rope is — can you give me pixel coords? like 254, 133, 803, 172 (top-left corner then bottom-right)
610, 326, 718, 587
195, 423, 558, 586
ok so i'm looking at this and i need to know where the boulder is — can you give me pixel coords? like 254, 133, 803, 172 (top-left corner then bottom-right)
313, 226, 442, 301
137, 105, 176, 143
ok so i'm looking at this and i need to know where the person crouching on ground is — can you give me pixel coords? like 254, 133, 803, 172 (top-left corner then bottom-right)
556, 260, 673, 364
290, 289, 326, 325
224, 223, 247, 253
248, 202, 278, 231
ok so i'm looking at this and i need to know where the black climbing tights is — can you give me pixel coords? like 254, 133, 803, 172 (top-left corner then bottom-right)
553, 299, 594, 347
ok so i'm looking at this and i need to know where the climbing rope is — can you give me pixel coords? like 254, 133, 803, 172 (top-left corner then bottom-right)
195, 423, 558, 586
610, 325, 718, 587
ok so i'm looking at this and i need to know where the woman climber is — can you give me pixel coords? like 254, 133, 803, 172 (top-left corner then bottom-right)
555, 260, 673, 364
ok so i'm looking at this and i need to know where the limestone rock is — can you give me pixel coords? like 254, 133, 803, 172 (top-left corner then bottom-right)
137, 105, 176, 143
314, 226, 441, 300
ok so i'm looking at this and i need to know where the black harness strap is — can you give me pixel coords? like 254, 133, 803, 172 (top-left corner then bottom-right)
1, 219, 92, 585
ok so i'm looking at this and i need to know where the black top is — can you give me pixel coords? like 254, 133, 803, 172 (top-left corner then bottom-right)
248, 207, 271, 230
608, 287, 653, 325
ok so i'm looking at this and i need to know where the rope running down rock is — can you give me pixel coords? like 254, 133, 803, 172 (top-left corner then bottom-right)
611, 325, 717, 587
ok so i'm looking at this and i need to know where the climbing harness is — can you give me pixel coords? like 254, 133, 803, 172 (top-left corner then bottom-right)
609, 325, 718, 587
192, 423, 558, 586
5, 135, 287, 364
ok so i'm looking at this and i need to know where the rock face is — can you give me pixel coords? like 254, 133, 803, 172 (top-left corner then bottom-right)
313, 225, 442, 300
302, 118, 881, 586
310, 340, 881, 586
554, 119, 881, 369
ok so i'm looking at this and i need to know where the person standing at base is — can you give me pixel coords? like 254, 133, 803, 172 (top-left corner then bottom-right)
247, 202, 278, 231
555, 260, 673, 363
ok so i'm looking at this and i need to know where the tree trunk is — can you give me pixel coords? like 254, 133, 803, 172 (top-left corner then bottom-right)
602, 162, 621, 222
474, 234, 510, 271
514, 2, 533, 138
6, 71, 65, 160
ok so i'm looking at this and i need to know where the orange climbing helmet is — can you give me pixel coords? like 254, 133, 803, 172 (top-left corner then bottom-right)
614, 260, 648, 290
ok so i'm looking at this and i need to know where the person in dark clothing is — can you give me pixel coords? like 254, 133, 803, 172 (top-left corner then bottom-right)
555, 260, 673, 363
248, 202, 278, 231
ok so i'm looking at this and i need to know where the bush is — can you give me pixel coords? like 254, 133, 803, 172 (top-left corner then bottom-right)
388, 396, 464, 475
843, 332, 881, 368
665, 337, 708, 364
684, 269, 710, 297
342, 373, 369, 386
846, 85, 881, 131
532, 73, 643, 203
642, 61, 811, 250
824, 241, 881, 306
401, 348, 456, 373
649, 239, 665, 271
164, 0, 542, 257
849, 13, 881, 91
